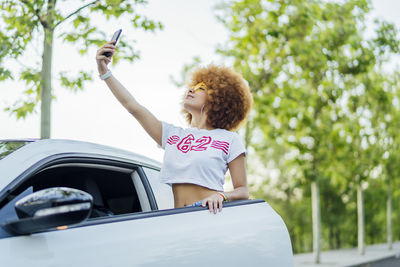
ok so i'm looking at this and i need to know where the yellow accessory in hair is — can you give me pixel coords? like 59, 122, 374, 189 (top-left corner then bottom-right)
191, 82, 208, 93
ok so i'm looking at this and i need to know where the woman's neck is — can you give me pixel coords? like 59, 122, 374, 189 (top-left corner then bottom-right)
190, 113, 214, 130
190, 121, 214, 130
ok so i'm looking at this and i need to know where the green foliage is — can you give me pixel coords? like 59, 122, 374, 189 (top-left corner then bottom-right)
3, 66, 41, 118
0, 0, 163, 119
0, 67, 13, 81
5, 100, 36, 119
217, 0, 400, 253
59, 71, 93, 93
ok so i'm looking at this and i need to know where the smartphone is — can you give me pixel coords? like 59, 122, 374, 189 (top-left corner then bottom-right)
103, 29, 122, 57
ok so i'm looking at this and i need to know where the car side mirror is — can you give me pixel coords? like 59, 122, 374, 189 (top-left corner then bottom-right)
2, 187, 93, 235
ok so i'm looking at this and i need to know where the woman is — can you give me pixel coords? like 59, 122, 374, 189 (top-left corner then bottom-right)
96, 41, 253, 214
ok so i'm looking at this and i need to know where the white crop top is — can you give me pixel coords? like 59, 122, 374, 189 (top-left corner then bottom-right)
159, 121, 246, 191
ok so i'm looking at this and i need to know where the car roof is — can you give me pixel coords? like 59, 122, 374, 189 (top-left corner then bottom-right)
0, 139, 161, 190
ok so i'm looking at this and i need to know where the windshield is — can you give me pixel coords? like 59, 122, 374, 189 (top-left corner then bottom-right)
0, 141, 33, 160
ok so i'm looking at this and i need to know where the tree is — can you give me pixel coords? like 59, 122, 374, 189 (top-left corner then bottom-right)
0, 0, 162, 138
368, 22, 400, 249
376, 71, 400, 250
216, 0, 399, 262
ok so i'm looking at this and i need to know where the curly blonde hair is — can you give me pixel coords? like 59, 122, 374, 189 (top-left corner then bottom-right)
182, 65, 253, 131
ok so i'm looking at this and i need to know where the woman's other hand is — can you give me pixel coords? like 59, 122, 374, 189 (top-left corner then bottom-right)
201, 193, 225, 214
96, 41, 116, 75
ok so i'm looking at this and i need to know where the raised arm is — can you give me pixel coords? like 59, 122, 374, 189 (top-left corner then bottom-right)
96, 41, 162, 146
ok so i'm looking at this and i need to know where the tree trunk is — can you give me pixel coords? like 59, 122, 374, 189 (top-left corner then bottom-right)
329, 226, 334, 249
336, 228, 341, 249
387, 177, 392, 250
311, 181, 322, 263
40, 1, 55, 139
357, 183, 365, 255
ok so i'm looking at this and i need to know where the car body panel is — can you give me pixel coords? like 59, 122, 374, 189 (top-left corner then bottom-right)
0, 202, 293, 266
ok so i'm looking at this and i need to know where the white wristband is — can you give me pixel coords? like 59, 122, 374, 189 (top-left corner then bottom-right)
99, 69, 112, 80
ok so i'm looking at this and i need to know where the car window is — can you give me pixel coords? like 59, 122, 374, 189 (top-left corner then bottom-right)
0, 141, 33, 160
142, 167, 174, 210
2, 162, 146, 219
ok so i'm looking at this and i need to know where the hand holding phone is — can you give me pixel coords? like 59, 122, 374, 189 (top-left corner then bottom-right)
103, 29, 122, 57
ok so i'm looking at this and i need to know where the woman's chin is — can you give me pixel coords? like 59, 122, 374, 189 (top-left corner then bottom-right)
183, 103, 196, 113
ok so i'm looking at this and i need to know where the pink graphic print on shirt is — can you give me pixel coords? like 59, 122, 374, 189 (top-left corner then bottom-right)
176, 134, 195, 153
191, 136, 212, 151
171, 134, 229, 154
210, 140, 229, 154
167, 135, 180, 145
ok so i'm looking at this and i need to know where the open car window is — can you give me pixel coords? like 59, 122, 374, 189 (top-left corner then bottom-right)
1, 161, 147, 219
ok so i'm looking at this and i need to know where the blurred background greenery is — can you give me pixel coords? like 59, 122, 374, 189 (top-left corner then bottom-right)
216, 0, 400, 259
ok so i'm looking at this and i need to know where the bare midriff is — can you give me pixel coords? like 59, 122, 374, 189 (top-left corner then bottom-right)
172, 183, 217, 208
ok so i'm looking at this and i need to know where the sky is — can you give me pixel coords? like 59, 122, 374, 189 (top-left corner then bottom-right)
1, 0, 400, 164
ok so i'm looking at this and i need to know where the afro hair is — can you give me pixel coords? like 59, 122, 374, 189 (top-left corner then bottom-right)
182, 65, 253, 131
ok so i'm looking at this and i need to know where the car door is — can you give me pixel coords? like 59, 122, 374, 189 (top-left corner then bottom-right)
1, 201, 292, 266
0, 155, 293, 267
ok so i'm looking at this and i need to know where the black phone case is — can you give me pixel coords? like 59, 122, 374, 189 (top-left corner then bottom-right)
104, 29, 122, 57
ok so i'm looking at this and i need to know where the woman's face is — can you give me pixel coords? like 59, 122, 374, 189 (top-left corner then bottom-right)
183, 82, 208, 114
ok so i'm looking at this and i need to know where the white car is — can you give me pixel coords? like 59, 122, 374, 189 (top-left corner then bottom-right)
0, 139, 293, 266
